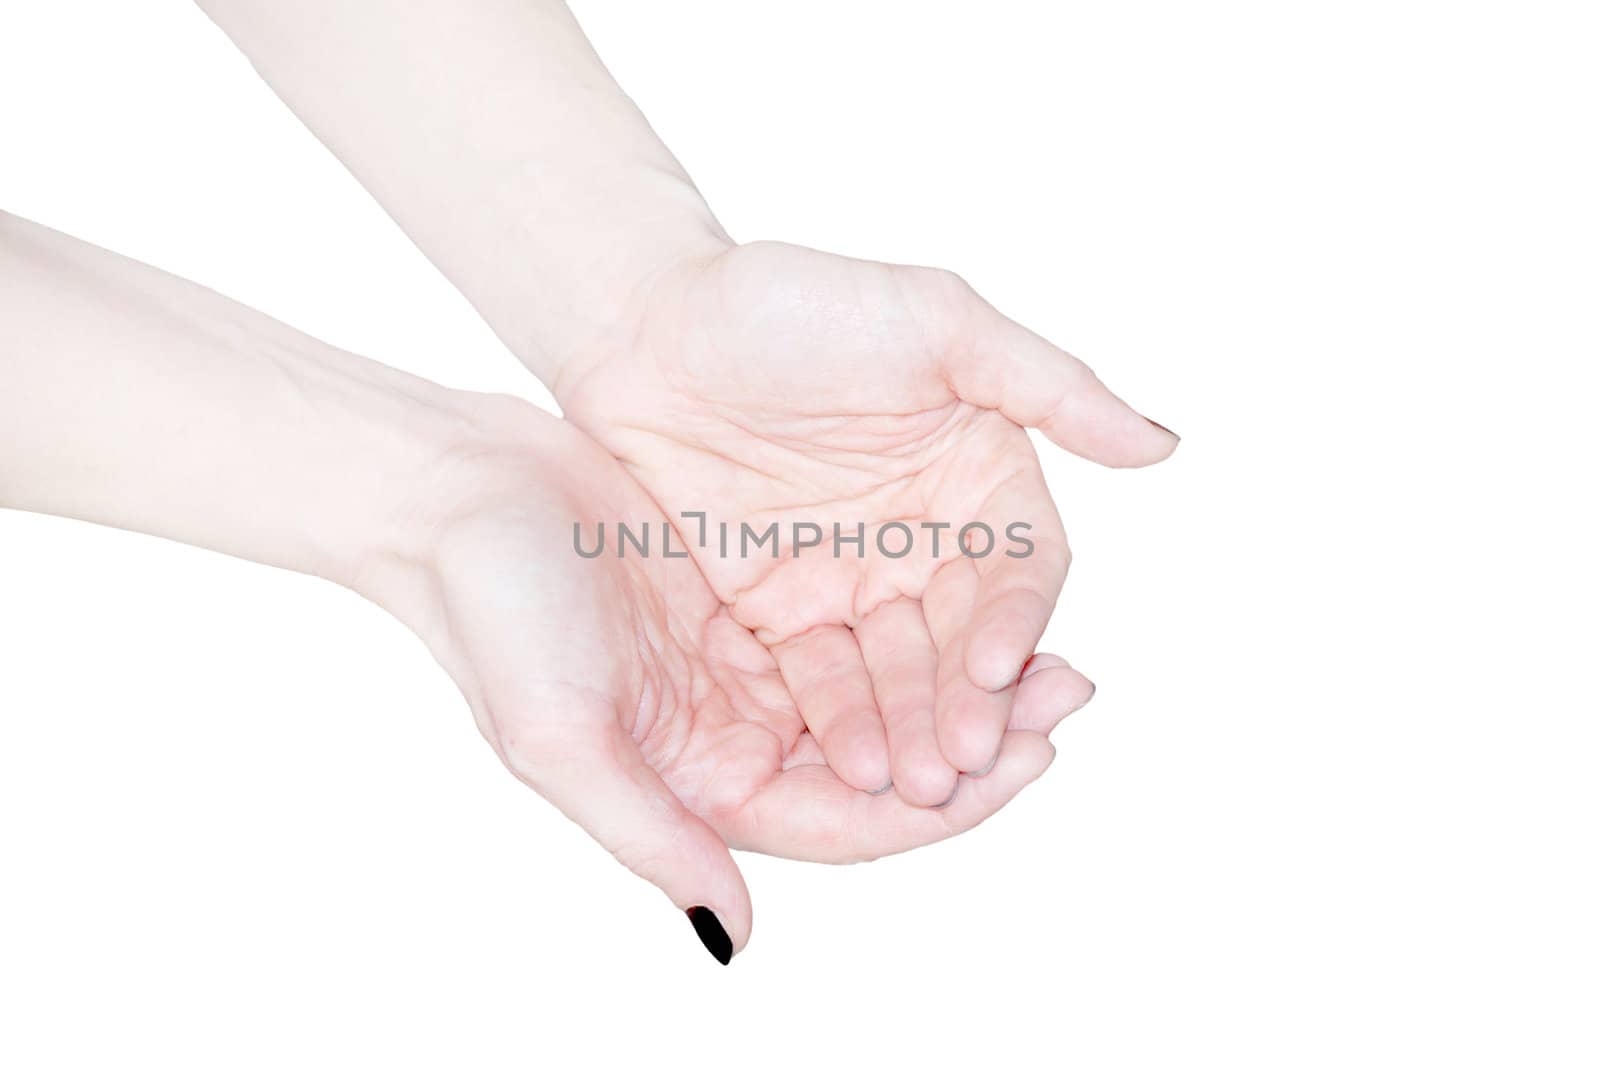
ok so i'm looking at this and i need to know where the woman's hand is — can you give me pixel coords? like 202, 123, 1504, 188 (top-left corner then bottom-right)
547, 240, 1173, 804
385, 401, 1094, 961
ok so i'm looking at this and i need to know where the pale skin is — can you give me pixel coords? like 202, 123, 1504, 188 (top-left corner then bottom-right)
6, 2, 1177, 963
0, 213, 1092, 959
197, 0, 1178, 808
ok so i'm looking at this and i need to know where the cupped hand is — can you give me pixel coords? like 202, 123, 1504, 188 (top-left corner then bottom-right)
393, 401, 1090, 960
554, 241, 1175, 805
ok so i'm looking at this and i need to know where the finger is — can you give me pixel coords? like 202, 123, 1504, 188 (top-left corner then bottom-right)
924, 557, 1017, 773
937, 647, 1015, 774
1010, 653, 1096, 734
959, 465, 1071, 692
772, 624, 892, 792
854, 597, 958, 807
727, 730, 1056, 863
930, 272, 1179, 467
501, 719, 750, 965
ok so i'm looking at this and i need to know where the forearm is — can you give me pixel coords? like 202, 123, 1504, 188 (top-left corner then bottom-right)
0, 211, 484, 599
196, 0, 729, 387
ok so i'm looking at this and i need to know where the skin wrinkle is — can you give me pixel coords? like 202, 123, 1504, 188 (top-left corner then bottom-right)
625, 584, 681, 745
548, 237, 715, 408
621, 431, 934, 566
716, 475, 921, 528
607, 408, 1017, 661
627, 564, 789, 787
776, 625, 864, 689
683, 720, 785, 824
617, 419, 807, 491
709, 462, 985, 633
710, 400, 966, 472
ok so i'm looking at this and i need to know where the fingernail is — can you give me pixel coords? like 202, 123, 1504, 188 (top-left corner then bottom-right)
686, 907, 733, 965
1072, 681, 1098, 714
868, 779, 894, 796
932, 783, 960, 809
971, 752, 999, 778
1144, 416, 1180, 441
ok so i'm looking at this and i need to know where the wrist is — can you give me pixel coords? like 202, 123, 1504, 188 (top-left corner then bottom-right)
540, 227, 731, 409
190, 343, 509, 603
339, 386, 573, 636
322, 381, 524, 605
496, 189, 732, 391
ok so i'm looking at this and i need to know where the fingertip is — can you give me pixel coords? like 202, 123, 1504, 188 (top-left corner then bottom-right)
686, 906, 735, 964
1035, 396, 1182, 469
1139, 418, 1182, 463
830, 717, 893, 793
965, 639, 1026, 693
1004, 730, 1057, 783
1143, 416, 1181, 444
935, 705, 1006, 774
672, 835, 753, 958
1107, 417, 1181, 468
1036, 734, 1059, 773
964, 607, 1039, 692
1010, 657, 1096, 734
970, 749, 1000, 778
891, 750, 961, 808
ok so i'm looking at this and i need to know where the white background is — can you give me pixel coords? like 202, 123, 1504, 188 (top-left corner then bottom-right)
2, 1, 1596, 1067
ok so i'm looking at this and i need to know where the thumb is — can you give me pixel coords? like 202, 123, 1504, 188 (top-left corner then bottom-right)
505, 721, 751, 965
931, 272, 1180, 467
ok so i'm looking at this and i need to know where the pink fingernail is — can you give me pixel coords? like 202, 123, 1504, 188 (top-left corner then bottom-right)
1144, 416, 1180, 441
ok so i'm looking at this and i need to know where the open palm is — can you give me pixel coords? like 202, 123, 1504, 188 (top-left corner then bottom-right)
556, 241, 1175, 806
411, 409, 1089, 958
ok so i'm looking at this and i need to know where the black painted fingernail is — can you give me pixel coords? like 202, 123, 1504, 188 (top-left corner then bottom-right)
687, 906, 733, 965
